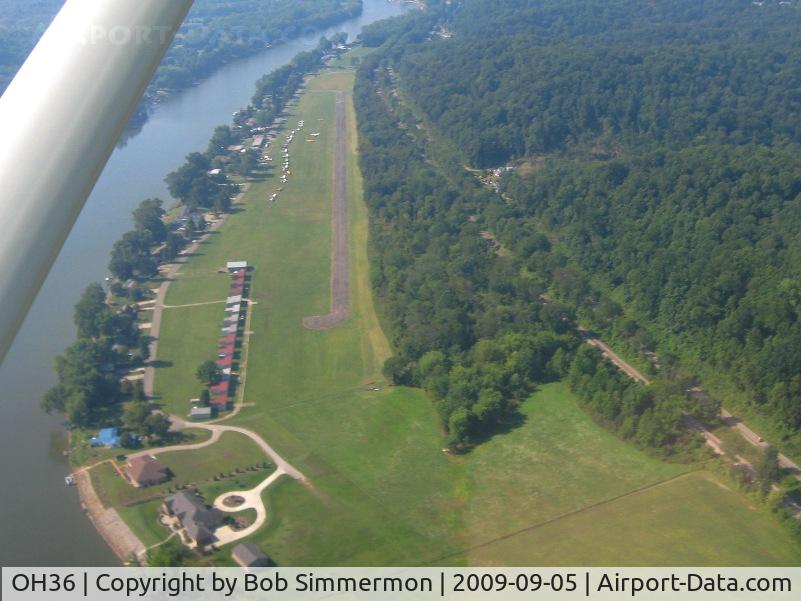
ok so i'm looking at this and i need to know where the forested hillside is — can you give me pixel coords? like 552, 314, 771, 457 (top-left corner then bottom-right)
356, 0, 801, 455
399, 0, 801, 167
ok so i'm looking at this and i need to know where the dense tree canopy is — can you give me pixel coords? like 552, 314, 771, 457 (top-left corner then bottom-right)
352, 0, 801, 456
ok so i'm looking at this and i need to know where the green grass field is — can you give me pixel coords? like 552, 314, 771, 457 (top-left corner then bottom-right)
117, 500, 166, 548
137, 67, 801, 566
462, 382, 686, 546
469, 470, 801, 566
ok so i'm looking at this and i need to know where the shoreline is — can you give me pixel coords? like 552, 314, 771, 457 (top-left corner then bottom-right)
75, 184, 251, 563
75, 471, 145, 564
74, 43, 360, 564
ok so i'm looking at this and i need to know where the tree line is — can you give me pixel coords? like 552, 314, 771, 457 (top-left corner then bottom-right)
354, 41, 717, 454
356, 0, 801, 460
152, 1, 360, 92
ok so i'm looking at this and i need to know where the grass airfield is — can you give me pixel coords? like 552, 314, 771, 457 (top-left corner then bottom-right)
131, 67, 801, 566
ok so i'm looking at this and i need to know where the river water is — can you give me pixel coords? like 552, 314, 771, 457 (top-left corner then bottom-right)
0, 0, 408, 567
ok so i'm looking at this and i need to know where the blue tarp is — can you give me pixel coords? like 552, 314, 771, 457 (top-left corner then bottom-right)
91, 427, 120, 448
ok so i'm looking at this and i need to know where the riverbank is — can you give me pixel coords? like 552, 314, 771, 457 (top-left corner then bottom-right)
74, 55, 330, 564
0, 0, 411, 566
75, 470, 145, 563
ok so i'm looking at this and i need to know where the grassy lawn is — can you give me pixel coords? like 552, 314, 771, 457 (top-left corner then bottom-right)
130, 66, 801, 566
90, 432, 270, 507
237, 386, 466, 565
73, 428, 213, 468
468, 470, 801, 566
154, 302, 231, 416
117, 500, 167, 548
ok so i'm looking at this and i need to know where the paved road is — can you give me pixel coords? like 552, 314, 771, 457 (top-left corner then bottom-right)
303, 90, 350, 330
142, 184, 250, 398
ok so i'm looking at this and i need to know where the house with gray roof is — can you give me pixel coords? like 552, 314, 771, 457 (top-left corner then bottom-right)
163, 491, 224, 549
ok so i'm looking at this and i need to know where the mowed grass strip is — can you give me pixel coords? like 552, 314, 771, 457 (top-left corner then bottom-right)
468, 470, 801, 566
236, 386, 468, 565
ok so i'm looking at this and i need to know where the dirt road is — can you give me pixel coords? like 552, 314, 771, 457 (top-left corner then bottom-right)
720, 408, 801, 480
303, 90, 350, 330
580, 328, 651, 385
582, 330, 801, 482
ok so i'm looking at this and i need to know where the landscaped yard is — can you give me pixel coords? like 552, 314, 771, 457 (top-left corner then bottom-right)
72, 427, 213, 468
90, 432, 270, 508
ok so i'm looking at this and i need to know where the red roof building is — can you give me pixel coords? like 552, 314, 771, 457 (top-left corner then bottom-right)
210, 381, 229, 395
205, 263, 248, 414
210, 396, 228, 409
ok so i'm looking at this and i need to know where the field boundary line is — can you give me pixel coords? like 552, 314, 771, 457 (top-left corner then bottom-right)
426, 469, 702, 565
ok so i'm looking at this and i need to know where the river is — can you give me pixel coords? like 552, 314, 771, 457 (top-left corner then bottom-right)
0, 0, 408, 567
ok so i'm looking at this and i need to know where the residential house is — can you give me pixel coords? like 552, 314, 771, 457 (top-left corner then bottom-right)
163, 490, 224, 550
126, 455, 169, 487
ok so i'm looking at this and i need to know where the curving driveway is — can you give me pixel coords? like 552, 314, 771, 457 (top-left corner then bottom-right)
170, 418, 308, 483
129, 417, 308, 484
127, 417, 309, 547
212, 467, 287, 545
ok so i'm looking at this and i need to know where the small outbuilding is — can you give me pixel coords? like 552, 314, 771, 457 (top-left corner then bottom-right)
190, 406, 213, 421
231, 543, 271, 568
226, 261, 248, 271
